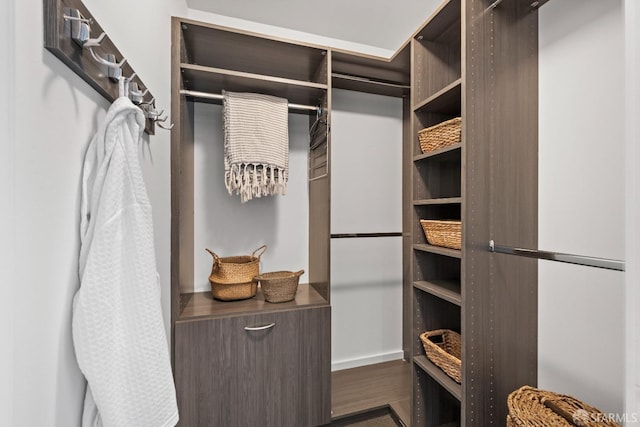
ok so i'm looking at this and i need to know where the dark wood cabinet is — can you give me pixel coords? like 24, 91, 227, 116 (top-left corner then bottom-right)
175, 306, 331, 427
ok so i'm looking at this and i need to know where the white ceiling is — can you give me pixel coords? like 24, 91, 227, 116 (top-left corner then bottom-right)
185, 0, 442, 52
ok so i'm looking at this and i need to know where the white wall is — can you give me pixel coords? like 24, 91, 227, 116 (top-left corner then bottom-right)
192, 103, 310, 291
7, 0, 187, 425
330, 89, 403, 370
625, 0, 640, 421
539, 0, 625, 415
0, 0, 16, 424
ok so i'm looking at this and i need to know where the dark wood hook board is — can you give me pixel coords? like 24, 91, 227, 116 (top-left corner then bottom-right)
43, 0, 156, 134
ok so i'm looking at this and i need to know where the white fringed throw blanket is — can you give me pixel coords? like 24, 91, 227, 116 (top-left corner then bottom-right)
223, 91, 289, 203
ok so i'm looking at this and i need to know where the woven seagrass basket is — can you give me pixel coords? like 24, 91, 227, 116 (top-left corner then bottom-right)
206, 245, 267, 301
255, 270, 304, 303
420, 220, 461, 250
420, 329, 462, 383
507, 386, 618, 426
418, 117, 461, 154
209, 280, 257, 301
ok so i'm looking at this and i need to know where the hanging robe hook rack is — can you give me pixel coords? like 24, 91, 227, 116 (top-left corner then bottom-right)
44, 0, 171, 135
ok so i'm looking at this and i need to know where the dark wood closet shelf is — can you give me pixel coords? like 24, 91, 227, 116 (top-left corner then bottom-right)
331, 48, 411, 87
179, 18, 328, 84
181, 63, 328, 106
413, 142, 461, 162
178, 284, 328, 321
413, 79, 461, 114
414, 0, 461, 43
414, 280, 461, 306
413, 244, 461, 259
413, 197, 462, 206
414, 356, 462, 401
331, 360, 411, 424
332, 73, 409, 98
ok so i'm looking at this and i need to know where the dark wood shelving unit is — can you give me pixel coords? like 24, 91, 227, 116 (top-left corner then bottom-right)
171, 18, 333, 426
409, 0, 538, 425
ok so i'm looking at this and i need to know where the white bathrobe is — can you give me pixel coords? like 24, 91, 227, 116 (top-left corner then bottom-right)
73, 97, 178, 427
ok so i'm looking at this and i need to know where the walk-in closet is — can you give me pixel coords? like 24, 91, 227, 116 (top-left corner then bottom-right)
170, 0, 538, 424
6, 0, 635, 425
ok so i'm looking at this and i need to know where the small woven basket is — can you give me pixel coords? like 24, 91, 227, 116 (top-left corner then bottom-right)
254, 270, 304, 303
206, 245, 267, 284
206, 245, 266, 301
507, 386, 618, 426
418, 117, 462, 154
209, 280, 257, 301
420, 220, 461, 250
420, 329, 462, 383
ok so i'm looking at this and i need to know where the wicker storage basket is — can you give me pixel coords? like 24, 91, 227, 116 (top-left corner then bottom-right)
507, 386, 618, 426
420, 220, 461, 250
254, 270, 304, 303
209, 280, 257, 301
206, 245, 266, 301
418, 117, 462, 154
420, 329, 462, 383
206, 245, 267, 284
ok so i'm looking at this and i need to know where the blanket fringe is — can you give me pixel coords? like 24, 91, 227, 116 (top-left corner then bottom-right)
225, 163, 288, 203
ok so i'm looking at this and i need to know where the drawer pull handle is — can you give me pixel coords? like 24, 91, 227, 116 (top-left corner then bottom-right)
243, 323, 276, 331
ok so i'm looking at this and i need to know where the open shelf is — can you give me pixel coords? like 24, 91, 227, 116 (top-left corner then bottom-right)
178, 284, 328, 321
413, 197, 462, 206
413, 244, 461, 259
180, 19, 328, 84
414, 280, 461, 306
181, 64, 328, 107
414, 0, 461, 43
413, 79, 461, 113
414, 356, 462, 401
414, 143, 461, 162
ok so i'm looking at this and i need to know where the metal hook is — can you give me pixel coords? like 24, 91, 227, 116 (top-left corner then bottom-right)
129, 82, 147, 105
81, 31, 106, 48
157, 121, 174, 130
88, 47, 127, 69
63, 14, 93, 24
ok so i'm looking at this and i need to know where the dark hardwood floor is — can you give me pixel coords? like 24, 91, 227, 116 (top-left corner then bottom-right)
331, 360, 411, 426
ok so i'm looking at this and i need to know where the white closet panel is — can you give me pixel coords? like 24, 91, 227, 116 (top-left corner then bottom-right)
331, 237, 403, 371
330, 89, 402, 234
192, 103, 310, 292
538, 261, 624, 415
330, 89, 403, 370
539, 0, 624, 415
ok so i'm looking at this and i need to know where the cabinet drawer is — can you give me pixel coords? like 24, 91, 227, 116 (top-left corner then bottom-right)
175, 306, 331, 427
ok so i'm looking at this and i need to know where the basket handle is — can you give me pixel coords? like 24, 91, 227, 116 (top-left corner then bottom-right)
205, 248, 220, 262
293, 270, 304, 277
543, 400, 581, 426
252, 244, 267, 259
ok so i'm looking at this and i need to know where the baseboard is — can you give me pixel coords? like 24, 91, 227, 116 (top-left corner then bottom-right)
331, 351, 404, 372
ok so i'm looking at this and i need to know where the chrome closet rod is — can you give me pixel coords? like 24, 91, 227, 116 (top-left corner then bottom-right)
331, 232, 403, 239
179, 90, 319, 112
488, 240, 625, 272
